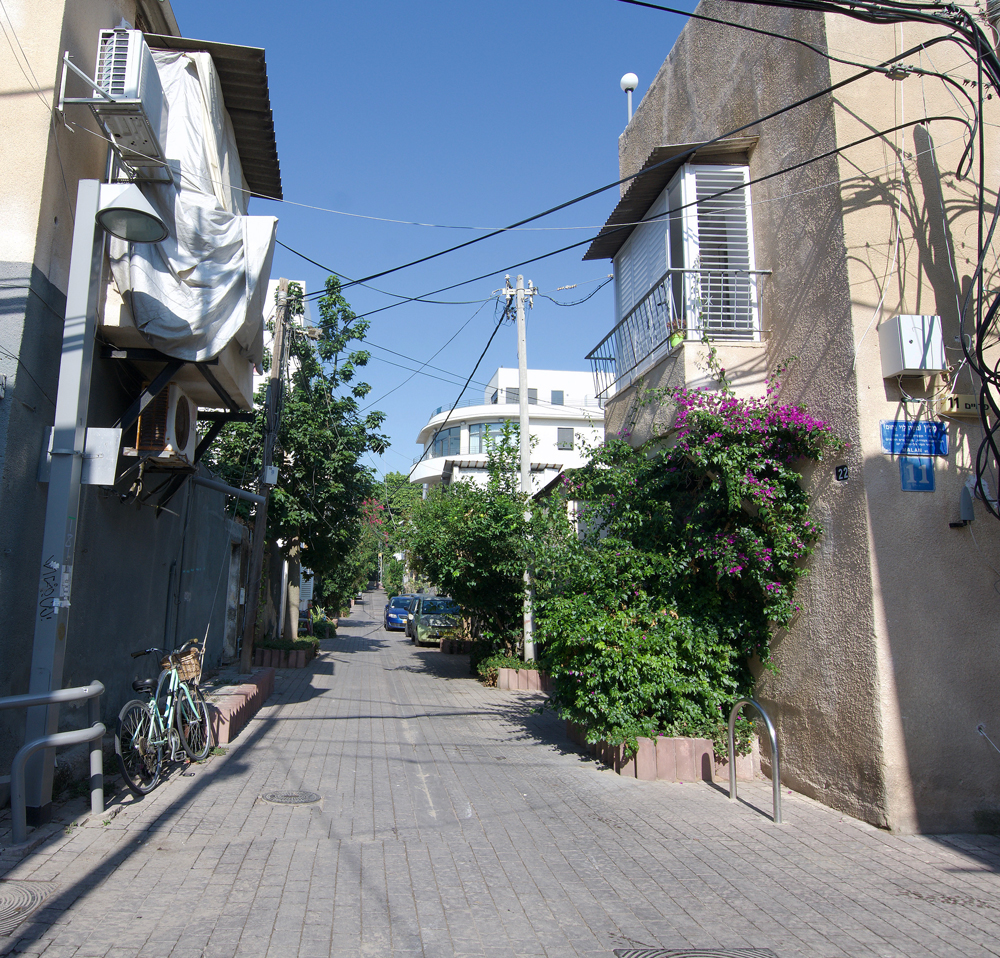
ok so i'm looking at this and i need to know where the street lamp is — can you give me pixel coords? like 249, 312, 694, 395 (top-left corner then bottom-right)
95, 182, 169, 243
23, 179, 167, 825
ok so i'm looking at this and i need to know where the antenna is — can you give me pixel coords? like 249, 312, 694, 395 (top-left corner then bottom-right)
620, 72, 638, 122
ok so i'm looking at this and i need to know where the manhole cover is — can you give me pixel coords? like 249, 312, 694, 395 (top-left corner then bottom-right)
614, 951, 778, 958
0, 881, 55, 936
260, 789, 321, 805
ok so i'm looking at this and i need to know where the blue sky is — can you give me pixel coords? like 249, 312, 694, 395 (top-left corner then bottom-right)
168, 0, 696, 478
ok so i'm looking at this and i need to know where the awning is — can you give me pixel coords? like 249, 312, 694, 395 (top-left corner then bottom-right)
583, 136, 757, 261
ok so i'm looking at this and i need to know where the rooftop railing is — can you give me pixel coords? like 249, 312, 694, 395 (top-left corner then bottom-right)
586, 267, 768, 399
430, 395, 604, 418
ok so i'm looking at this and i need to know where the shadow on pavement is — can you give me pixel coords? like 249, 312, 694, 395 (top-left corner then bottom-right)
928, 835, 1000, 873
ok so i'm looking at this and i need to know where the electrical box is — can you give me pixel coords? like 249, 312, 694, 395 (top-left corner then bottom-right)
878, 314, 946, 377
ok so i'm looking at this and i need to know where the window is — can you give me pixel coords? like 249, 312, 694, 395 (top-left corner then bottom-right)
528, 388, 537, 404
431, 425, 461, 458
613, 162, 758, 343
505, 387, 518, 404
490, 389, 498, 404
551, 390, 564, 405
557, 427, 574, 450
469, 422, 502, 455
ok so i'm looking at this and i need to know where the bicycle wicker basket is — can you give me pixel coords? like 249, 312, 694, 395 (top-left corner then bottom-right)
162, 646, 202, 684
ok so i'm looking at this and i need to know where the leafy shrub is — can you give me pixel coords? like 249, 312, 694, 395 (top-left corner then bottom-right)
408, 424, 529, 662
256, 635, 319, 653
535, 351, 842, 756
475, 653, 538, 686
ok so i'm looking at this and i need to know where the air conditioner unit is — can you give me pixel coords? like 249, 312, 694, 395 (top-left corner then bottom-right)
137, 384, 197, 467
93, 29, 167, 177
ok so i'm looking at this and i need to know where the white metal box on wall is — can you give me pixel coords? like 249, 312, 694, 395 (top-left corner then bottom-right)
878, 315, 946, 377
93, 29, 167, 176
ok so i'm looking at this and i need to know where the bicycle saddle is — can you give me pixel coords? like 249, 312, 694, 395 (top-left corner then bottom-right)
132, 679, 156, 694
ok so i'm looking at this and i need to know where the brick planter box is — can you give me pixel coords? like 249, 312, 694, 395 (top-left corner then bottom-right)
496, 667, 552, 692
566, 721, 728, 782
252, 645, 316, 669
440, 638, 473, 654
206, 668, 275, 745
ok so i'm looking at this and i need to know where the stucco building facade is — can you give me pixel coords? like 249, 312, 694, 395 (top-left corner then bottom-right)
0, 0, 280, 814
586, 1, 1000, 832
411, 368, 604, 493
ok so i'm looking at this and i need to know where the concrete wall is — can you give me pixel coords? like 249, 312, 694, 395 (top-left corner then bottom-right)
603, 1, 1000, 831
827, 15, 1000, 833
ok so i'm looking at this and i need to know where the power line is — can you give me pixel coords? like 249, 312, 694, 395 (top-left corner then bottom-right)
360, 299, 494, 412
407, 304, 512, 481
274, 240, 490, 306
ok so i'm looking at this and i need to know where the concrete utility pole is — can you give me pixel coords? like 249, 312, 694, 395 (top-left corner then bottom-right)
239, 278, 288, 672
504, 274, 538, 661
23, 180, 105, 823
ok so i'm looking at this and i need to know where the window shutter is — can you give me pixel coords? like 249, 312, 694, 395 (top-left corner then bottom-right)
557, 428, 574, 450
613, 184, 669, 321
692, 166, 755, 336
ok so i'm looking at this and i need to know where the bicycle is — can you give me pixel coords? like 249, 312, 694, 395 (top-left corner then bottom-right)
114, 639, 212, 796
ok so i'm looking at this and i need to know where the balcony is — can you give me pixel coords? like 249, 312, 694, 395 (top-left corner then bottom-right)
586, 267, 768, 399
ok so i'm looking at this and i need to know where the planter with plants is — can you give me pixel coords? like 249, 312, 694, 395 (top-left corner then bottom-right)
253, 636, 319, 669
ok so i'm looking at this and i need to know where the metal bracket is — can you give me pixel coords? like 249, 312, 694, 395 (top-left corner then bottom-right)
117, 359, 184, 433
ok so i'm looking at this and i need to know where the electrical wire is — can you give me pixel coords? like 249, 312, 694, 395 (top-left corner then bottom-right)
539, 276, 614, 306
335, 51, 945, 291
359, 300, 493, 412
406, 303, 512, 481
274, 240, 490, 306
301, 110, 973, 330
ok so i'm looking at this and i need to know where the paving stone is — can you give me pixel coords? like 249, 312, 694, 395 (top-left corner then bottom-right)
3, 591, 1000, 957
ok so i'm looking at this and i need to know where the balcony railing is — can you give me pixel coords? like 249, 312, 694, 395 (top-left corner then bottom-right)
586, 267, 769, 399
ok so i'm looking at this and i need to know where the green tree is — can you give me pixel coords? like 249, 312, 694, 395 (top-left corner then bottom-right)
406, 423, 528, 657
206, 277, 388, 613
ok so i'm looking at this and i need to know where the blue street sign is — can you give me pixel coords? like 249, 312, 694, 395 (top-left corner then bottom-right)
899, 456, 935, 492
880, 420, 948, 457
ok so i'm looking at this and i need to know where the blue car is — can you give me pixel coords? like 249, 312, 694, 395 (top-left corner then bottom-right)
384, 595, 415, 631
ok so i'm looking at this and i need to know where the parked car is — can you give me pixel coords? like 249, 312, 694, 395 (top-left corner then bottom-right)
411, 595, 462, 646
404, 592, 425, 639
384, 594, 415, 631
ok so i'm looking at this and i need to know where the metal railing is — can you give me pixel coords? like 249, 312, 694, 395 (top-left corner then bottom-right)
586, 267, 769, 399
430, 395, 605, 418
2, 681, 105, 844
728, 698, 781, 824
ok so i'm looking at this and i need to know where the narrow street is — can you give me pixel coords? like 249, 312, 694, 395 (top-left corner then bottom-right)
2, 591, 1000, 958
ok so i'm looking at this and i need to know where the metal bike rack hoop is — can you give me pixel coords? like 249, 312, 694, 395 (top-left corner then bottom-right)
728, 697, 782, 824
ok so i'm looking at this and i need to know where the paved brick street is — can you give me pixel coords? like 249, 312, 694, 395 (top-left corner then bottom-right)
2, 590, 1000, 958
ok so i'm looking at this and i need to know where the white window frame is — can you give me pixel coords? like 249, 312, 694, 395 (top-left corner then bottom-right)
612, 162, 759, 343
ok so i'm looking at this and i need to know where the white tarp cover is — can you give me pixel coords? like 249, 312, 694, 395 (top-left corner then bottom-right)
109, 50, 277, 365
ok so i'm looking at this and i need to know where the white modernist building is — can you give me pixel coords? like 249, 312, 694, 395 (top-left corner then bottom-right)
411, 368, 604, 492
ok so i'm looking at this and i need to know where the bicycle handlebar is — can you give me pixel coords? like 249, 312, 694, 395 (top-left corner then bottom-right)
131, 639, 200, 660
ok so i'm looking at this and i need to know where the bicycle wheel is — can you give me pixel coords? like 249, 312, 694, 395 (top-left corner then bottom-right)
176, 684, 212, 761
115, 699, 162, 796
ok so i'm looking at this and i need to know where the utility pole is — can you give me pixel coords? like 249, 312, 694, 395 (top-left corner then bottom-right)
239, 278, 288, 672
504, 274, 538, 661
